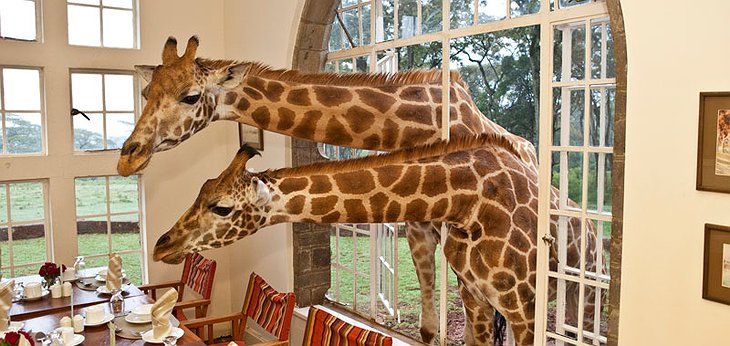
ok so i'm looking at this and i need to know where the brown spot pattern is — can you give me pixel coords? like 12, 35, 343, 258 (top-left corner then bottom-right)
374, 165, 403, 188
313, 86, 352, 107
421, 165, 447, 197
450, 166, 478, 190
278, 177, 308, 194
309, 175, 332, 194
356, 88, 396, 113
324, 118, 353, 145
392, 166, 421, 197
284, 195, 305, 214
311, 196, 338, 215
276, 108, 295, 131
287, 88, 311, 106
292, 110, 322, 138
404, 199, 428, 221
343, 106, 375, 133
395, 104, 434, 125
243, 87, 263, 100
333, 170, 375, 194
251, 106, 271, 128
344, 199, 368, 223
224, 92, 237, 105
400, 86, 429, 102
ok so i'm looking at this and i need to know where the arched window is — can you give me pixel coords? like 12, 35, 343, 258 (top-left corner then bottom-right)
292, 0, 626, 344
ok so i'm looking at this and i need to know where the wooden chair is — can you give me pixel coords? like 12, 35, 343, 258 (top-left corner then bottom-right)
302, 306, 393, 346
139, 252, 217, 321
184, 272, 296, 346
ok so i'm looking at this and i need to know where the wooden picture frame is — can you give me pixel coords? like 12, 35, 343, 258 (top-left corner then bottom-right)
697, 92, 730, 193
238, 124, 264, 151
703, 224, 730, 305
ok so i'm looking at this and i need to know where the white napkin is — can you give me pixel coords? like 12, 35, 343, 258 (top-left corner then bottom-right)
151, 289, 178, 339
0, 279, 14, 331
106, 253, 123, 291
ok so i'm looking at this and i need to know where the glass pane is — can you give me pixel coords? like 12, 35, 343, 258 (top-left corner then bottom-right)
511, 0, 540, 17
397, 40, 442, 70
569, 88, 585, 146
11, 225, 45, 265
552, 215, 582, 278
398, 0, 417, 39
581, 284, 608, 345
585, 219, 610, 283
551, 151, 583, 208
81, 256, 108, 272
324, 61, 336, 72
559, 0, 592, 9
102, 8, 134, 48
6, 113, 42, 154
342, 8, 359, 48
0, 0, 37, 40
546, 276, 579, 341
109, 175, 138, 214
68, 4, 101, 46
341, 0, 357, 7
104, 74, 134, 111
422, 0, 442, 34
74, 112, 104, 151
71, 73, 103, 112
450, 0, 474, 29
338, 59, 354, 74
329, 19, 342, 52
111, 214, 140, 253
478, 0, 507, 24
0, 185, 6, 224
13, 265, 39, 277
552, 87, 562, 146
552, 26, 563, 82
77, 216, 108, 256
376, 0, 394, 42
589, 86, 615, 148
602, 153, 612, 213
9, 182, 43, 222
102, 0, 132, 8
355, 56, 370, 73
362, 4, 371, 45
0, 227, 8, 269
106, 113, 134, 150
120, 252, 142, 285
68, 0, 100, 5
3, 68, 40, 111
75, 177, 108, 217
570, 23, 586, 80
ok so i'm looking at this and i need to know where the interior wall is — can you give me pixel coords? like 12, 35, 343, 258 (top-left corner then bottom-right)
619, 0, 730, 344
222, 0, 304, 309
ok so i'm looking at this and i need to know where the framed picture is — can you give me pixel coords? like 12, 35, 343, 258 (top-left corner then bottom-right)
703, 224, 730, 305
697, 92, 730, 193
238, 124, 264, 150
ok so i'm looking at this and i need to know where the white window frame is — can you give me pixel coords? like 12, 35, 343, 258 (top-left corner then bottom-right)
0, 65, 46, 156
66, 0, 139, 49
0, 179, 51, 278
326, 0, 614, 345
0, 0, 42, 42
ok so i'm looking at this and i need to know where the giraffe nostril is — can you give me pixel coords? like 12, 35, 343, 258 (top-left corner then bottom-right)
155, 234, 171, 248
121, 142, 141, 156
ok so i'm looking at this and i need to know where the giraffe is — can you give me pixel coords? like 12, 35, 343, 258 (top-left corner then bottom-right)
118, 36, 591, 343
152, 136, 598, 346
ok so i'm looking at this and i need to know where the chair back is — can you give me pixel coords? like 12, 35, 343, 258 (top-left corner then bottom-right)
181, 253, 217, 299
241, 272, 296, 342
302, 307, 393, 346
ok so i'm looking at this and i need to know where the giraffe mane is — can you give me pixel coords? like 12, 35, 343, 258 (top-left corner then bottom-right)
269, 134, 521, 178
196, 59, 468, 87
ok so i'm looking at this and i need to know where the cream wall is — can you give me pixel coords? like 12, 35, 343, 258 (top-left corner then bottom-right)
618, 0, 730, 344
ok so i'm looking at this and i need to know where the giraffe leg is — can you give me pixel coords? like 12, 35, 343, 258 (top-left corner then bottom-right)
405, 222, 439, 344
458, 279, 495, 345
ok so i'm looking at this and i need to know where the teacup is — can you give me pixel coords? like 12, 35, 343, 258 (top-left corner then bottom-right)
23, 282, 42, 298
85, 305, 106, 324
58, 326, 75, 345
62, 268, 76, 281
131, 304, 153, 320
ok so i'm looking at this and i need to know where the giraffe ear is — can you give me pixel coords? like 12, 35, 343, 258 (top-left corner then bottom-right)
251, 178, 270, 207
218, 63, 251, 89
135, 65, 155, 84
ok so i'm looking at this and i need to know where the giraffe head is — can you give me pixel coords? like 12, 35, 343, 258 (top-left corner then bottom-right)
117, 36, 251, 176
153, 144, 271, 264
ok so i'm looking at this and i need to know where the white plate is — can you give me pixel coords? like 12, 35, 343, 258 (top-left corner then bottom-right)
62, 334, 85, 346
141, 327, 184, 344
22, 289, 50, 301
125, 313, 152, 324
94, 273, 127, 282
95, 284, 130, 295
84, 313, 115, 326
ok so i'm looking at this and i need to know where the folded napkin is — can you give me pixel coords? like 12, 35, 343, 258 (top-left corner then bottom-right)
0, 279, 14, 331
106, 253, 123, 291
151, 289, 178, 339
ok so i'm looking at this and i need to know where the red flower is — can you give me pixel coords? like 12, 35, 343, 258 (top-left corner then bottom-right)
18, 331, 35, 346
3, 332, 19, 345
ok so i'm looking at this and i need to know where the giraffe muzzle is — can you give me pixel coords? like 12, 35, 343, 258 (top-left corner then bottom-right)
117, 141, 153, 176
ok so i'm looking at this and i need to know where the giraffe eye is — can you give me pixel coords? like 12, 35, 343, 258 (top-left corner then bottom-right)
210, 205, 233, 217
181, 93, 201, 105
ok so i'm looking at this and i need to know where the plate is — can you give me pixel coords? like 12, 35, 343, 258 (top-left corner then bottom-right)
96, 284, 130, 295
22, 289, 50, 302
94, 273, 127, 282
62, 334, 85, 346
141, 327, 184, 344
125, 313, 152, 324
84, 313, 115, 326
132, 304, 153, 316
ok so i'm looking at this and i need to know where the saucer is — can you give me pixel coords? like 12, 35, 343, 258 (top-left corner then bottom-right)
22, 289, 49, 301
61, 334, 85, 346
141, 327, 184, 344
125, 313, 152, 324
84, 313, 115, 326
94, 273, 127, 282
96, 284, 129, 295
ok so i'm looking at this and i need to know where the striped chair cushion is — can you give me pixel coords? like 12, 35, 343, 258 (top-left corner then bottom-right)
243, 272, 296, 341
302, 307, 393, 346
184, 253, 216, 297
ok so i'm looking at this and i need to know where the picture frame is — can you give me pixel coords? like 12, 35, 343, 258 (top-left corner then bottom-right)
238, 124, 264, 150
702, 223, 730, 305
697, 92, 730, 193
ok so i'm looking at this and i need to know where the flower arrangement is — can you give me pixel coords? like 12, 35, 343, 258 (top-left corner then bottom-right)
38, 262, 66, 288
0, 331, 35, 346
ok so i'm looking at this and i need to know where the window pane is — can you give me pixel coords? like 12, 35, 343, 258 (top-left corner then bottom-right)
0, 0, 37, 41
106, 113, 134, 150
111, 214, 140, 253
75, 177, 107, 216
77, 217, 108, 256
6, 113, 42, 154
478, 0, 507, 23
450, 0, 474, 29
342, 8, 358, 48
398, 0, 417, 39
102, 0, 132, 8
71, 73, 103, 112
11, 225, 45, 265
120, 252, 142, 285
109, 175, 138, 214
0, 185, 6, 224
3, 68, 40, 111
68, 0, 100, 5
0, 227, 8, 269
422, 0, 442, 34
511, 0, 539, 17
377, 0, 394, 42
68, 5, 101, 46
73, 112, 104, 151
361, 5, 371, 45
102, 8, 133, 48
341, 0, 357, 7
329, 19, 342, 52
9, 182, 43, 222
104, 74, 134, 111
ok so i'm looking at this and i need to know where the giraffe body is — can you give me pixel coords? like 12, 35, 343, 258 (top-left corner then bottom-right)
153, 136, 598, 346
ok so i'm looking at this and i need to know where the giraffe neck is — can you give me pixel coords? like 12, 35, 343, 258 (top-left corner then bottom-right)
215, 73, 505, 151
